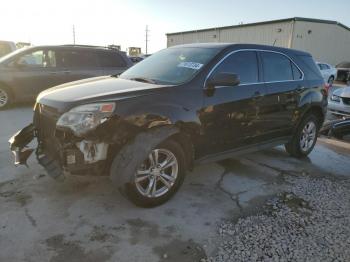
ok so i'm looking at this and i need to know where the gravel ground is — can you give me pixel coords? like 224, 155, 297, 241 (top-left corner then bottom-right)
206, 175, 350, 262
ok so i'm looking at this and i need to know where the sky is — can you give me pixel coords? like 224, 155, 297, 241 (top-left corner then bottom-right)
1, 0, 350, 54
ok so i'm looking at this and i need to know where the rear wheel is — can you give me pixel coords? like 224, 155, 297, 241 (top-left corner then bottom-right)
285, 114, 320, 158
328, 76, 334, 85
0, 87, 12, 109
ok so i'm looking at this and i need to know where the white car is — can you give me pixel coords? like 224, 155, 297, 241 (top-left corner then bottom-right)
328, 86, 350, 117
317, 62, 337, 84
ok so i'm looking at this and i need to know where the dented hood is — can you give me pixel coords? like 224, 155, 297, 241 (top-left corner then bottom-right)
37, 76, 169, 112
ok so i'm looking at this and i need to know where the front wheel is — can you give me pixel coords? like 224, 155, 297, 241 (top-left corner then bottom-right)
285, 114, 320, 158
110, 139, 186, 207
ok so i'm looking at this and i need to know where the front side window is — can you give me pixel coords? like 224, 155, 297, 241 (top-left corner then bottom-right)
212, 51, 259, 84
261, 52, 296, 82
120, 47, 220, 85
14, 50, 56, 68
17, 50, 45, 67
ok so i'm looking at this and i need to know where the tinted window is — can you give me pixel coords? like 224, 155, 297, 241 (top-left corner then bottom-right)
261, 52, 294, 82
324, 64, 330, 69
317, 64, 322, 70
98, 51, 126, 67
298, 55, 323, 80
213, 51, 259, 84
57, 50, 99, 68
292, 63, 302, 80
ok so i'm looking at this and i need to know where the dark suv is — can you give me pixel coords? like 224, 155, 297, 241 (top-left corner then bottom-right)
0, 45, 132, 108
9, 43, 327, 207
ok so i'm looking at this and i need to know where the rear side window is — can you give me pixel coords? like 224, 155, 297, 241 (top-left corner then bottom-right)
98, 51, 126, 67
261, 52, 295, 82
213, 51, 259, 84
297, 55, 323, 80
57, 50, 99, 68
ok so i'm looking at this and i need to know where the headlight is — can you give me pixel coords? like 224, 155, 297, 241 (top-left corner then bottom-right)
330, 94, 341, 102
57, 103, 115, 136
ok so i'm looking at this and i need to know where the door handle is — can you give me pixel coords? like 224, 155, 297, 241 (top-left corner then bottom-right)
63, 70, 71, 74
296, 86, 306, 92
252, 91, 264, 100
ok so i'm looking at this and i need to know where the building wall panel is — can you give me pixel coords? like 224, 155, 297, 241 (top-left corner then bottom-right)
292, 21, 350, 65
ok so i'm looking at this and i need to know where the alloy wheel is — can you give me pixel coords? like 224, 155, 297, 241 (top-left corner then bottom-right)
134, 148, 178, 198
300, 121, 316, 152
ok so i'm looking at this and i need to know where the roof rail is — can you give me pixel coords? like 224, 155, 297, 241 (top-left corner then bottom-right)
61, 44, 107, 49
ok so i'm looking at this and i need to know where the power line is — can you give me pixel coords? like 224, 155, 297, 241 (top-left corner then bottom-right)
72, 25, 76, 44
145, 25, 149, 54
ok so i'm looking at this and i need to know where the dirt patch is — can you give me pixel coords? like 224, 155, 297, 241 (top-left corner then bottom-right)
0, 190, 32, 207
89, 225, 119, 243
45, 234, 112, 262
126, 218, 159, 244
153, 239, 207, 262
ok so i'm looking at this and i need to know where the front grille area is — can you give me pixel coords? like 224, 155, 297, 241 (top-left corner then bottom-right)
342, 97, 350, 105
34, 104, 62, 157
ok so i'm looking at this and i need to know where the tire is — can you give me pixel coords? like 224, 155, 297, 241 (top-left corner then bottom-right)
110, 139, 186, 207
285, 114, 320, 158
0, 86, 12, 109
328, 76, 334, 85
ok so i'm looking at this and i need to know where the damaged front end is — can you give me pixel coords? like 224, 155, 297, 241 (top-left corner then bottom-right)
9, 102, 122, 180
9, 123, 36, 166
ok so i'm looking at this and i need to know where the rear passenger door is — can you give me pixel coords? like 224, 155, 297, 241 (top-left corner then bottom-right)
56, 49, 104, 82
97, 51, 128, 76
259, 51, 304, 136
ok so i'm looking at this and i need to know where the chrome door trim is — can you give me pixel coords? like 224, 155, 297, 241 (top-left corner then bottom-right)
203, 49, 305, 89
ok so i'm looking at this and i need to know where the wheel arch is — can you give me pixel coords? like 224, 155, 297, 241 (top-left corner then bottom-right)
0, 81, 14, 98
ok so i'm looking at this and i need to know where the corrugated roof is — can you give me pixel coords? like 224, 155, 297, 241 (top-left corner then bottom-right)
166, 17, 350, 35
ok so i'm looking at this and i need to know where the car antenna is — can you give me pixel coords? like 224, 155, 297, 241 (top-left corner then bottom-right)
272, 39, 277, 46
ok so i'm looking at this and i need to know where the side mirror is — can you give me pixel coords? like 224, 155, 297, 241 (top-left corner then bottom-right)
206, 72, 240, 89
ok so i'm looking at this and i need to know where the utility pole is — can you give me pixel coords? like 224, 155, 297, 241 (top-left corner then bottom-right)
73, 25, 76, 45
145, 25, 149, 54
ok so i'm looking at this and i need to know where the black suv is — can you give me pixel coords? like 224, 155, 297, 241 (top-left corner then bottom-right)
9, 43, 327, 207
0, 45, 132, 108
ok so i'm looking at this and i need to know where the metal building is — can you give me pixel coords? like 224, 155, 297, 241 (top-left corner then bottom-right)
166, 17, 350, 65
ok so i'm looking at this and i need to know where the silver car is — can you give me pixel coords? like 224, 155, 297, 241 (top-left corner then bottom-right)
328, 86, 350, 117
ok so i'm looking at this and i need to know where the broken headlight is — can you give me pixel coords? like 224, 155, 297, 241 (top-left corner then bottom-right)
330, 94, 341, 102
56, 103, 115, 137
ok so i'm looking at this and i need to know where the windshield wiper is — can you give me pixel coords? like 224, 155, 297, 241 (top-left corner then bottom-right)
129, 77, 157, 84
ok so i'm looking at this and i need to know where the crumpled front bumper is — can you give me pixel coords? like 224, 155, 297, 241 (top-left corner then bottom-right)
8, 124, 36, 166
9, 121, 110, 179
9, 123, 64, 179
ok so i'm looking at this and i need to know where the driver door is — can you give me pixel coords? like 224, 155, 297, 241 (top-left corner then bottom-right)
198, 50, 268, 157
9, 49, 60, 100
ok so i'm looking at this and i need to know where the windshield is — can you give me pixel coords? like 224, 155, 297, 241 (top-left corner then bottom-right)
120, 47, 220, 85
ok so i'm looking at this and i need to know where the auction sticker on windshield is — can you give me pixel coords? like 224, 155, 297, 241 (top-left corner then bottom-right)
177, 62, 203, 70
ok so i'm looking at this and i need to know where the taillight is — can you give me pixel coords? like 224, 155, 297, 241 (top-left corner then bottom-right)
323, 83, 331, 96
